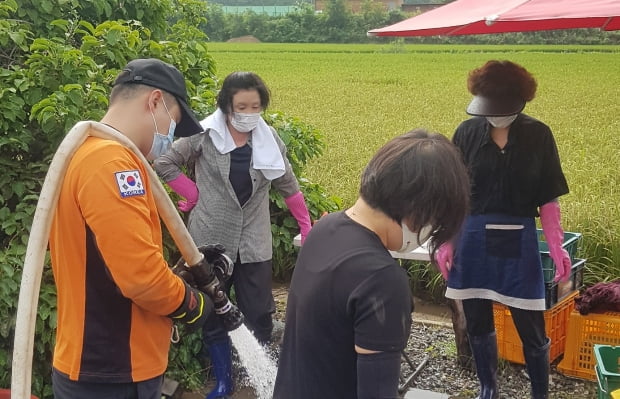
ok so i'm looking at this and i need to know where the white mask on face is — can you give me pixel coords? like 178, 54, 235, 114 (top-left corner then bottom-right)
147, 98, 176, 161
230, 112, 261, 132
397, 223, 433, 253
486, 114, 518, 128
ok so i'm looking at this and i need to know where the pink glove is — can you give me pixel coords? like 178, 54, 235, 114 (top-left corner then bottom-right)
167, 173, 199, 212
284, 191, 311, 244
540, 201, 572, 282
434, 242, 454, 280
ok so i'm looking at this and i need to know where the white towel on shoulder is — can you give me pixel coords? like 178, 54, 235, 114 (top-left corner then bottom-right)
200, 109, 286, 180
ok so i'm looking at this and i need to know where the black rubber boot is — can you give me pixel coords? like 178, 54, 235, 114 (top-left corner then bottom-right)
523, 338, 550, 399
469, 331, 500, 399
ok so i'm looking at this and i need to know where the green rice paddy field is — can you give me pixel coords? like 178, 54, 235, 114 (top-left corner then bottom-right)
208, 43, 620, 280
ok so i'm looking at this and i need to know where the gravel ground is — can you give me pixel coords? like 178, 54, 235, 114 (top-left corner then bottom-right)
276, 286, 597, 399
401, 321, 597, 399
185, 286, 598, 399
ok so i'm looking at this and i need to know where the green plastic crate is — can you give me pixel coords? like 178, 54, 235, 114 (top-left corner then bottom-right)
544, 258, 585, 308
537, 229, 582, 282
594, 345, 620, 399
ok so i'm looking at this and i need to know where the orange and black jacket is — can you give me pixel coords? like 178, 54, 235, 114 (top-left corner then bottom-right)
49, 133, 185, 383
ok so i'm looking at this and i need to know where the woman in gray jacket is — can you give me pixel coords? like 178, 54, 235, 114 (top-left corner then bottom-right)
154, 71, 311, 399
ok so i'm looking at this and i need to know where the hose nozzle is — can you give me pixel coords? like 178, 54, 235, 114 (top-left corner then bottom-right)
197, 253, 244, 331
213, 292, 244, 331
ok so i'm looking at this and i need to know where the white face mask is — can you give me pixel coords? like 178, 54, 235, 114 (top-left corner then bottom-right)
230, 112, 261, 132
397, 223, 433, 253
486, 114, 518, 128
147, 99, 176, 161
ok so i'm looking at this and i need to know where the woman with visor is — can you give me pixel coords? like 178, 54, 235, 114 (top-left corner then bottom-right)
435, 60, 571, 399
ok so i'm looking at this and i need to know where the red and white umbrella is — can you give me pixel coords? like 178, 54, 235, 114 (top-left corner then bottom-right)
368, 0, 620, 37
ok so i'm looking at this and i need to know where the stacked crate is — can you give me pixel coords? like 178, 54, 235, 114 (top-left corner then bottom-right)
538, 229, 584, 308
557, 312, 620, 381
493, 229, 583, 364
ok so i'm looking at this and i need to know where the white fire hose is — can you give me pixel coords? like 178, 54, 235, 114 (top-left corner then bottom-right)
11, 121, 203, 399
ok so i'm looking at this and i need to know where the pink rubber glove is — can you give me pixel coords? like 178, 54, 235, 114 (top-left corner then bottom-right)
284, 191, 312, 244
434, 242, 454, 280
540, 201, 572, 282
167, 173, 199, 212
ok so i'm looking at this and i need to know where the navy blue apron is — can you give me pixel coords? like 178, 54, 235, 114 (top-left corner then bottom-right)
445, 213, 545, 311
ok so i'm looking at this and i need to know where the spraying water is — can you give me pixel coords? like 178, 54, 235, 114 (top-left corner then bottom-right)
229, 324, 278, 399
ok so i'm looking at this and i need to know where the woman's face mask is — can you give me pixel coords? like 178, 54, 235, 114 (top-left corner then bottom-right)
147, 98, 176, 160
397, 223, 433, 253
486, 114, 518, 128
230, 112, 261, 133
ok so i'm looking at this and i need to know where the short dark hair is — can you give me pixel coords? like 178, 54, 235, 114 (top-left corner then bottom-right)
109, 83, 176, 107
216, 71, 270, 115
359, 129, 470, 258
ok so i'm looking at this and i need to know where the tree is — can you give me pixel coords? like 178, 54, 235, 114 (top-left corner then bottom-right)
324, 0, 348, 26
204, 3, 231, 42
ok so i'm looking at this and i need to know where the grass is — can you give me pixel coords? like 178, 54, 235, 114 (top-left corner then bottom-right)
207, 42, 620, 281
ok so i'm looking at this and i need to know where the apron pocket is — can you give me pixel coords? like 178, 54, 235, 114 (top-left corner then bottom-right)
485, 224, 524, 258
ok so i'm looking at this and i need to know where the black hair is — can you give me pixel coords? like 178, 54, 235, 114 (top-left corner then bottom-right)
216, 71, 270, 115
359, 128, 470, 259
109, 83, 176, 106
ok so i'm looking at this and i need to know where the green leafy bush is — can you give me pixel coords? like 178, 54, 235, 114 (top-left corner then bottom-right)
264, 111, 341, 280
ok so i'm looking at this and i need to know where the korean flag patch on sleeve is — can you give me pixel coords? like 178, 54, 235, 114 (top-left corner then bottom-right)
115, 170, 146, 198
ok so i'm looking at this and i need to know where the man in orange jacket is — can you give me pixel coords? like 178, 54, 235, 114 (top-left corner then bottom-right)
49, 58, 213, 399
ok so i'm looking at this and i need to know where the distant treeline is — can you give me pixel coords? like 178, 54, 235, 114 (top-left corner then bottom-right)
211, 0, 309, 6
202, 0, 620, 44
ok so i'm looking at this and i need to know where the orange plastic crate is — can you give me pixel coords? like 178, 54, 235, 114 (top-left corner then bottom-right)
557, 311, 620, 381
493, 290, 578, 365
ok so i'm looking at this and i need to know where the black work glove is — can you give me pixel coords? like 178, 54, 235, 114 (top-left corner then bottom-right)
199, 243, 226, 263
197, 244, 234, 284
172, 246, 222, 291
173, 245, 242, 331
171, 257, 196, 287
168, 282, 213, 331
196, 244, 242, 331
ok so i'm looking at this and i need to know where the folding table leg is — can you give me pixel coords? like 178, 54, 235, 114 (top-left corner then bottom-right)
398, 351, 429, 394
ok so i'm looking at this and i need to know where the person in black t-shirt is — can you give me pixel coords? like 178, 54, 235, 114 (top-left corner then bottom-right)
435, 60, 571, 399
274, 129, 470, 399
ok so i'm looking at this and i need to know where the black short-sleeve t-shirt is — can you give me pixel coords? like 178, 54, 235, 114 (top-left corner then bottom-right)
273, 211, 413, 399
452, 114, 569, 217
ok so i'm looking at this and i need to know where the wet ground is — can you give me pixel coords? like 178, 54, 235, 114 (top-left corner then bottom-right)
179, 282, 453, 399
178, 279, 598, 398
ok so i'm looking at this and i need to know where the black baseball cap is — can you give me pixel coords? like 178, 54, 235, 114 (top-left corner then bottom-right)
466, 95, 525, 117
113, 58, 203, 137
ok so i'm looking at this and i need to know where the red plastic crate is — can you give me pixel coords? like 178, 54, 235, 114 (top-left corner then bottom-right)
493, 290, 578, 365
